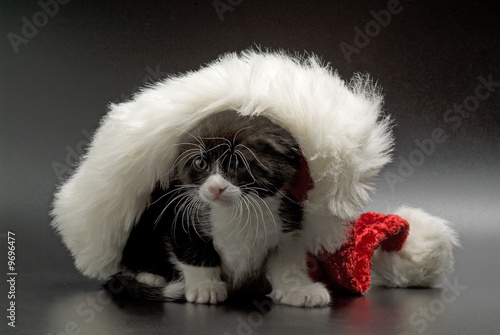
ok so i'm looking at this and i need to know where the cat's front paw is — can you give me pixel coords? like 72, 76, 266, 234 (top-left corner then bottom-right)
270, 282, 330, 307
185, 280, 228, 304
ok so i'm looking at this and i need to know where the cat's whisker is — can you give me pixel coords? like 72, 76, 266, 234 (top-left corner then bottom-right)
174, 184, 201, 190
149, 187, 184, 207
240, 181, 257, 189
152, 141, 201, 177
152, 191, 192, 242
227, 154, 234, 174
158, 149, 201, 179
251, 192, 278, 237
169, 195, 191, 243
180, 195, 196, 237
185, 195, 204, 241
246, 193, 265, 224
162, 141, 201, 150
277, 189, 301, 205
184, 132, 207, 151
233, 196, 244, 223
153, 141, 201, 168
235, 151, 258, 183
249, 192, 275, 247
153, 185, 209, 243
214, 148, 232, 167
241, 186, 270, 194
174, 142, 202, 147
171, 207, 185, 244
241, 187, 261, 198
226, 197, 238, 226
234, 144, 269, 170
201, 136, 232, 148
177, 151, 204, 173
194, 199, 209, 234
227, 197, 244, 237
149, 181, 201, 208
243, 194, 262, 248
204, 142, 231, 154
235, 196, 252, 238
176, 148, 202, 161
231, 126, 253, 147
153, 190, 189, 227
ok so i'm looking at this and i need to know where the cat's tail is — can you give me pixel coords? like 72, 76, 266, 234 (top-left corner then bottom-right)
104, 273, 186, 302
371, 206, 460, 288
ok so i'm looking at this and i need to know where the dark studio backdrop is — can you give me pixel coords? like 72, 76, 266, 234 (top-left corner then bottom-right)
1, 0, 499, 334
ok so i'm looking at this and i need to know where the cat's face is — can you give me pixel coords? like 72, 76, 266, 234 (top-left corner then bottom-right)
175, 111, 300, 206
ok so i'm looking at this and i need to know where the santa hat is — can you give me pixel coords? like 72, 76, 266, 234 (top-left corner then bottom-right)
51, 49, 459, 291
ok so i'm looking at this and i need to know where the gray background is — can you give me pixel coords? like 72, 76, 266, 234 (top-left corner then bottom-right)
1, 0, 499, 334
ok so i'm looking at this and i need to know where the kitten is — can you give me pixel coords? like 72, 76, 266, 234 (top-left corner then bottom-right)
112, 110, 330, 307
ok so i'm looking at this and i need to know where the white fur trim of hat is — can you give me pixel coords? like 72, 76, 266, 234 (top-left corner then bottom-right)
51, 50, 393, 279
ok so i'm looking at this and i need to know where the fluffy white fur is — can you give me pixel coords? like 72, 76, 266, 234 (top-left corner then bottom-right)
371, 207, 460, 287
51, 50, 393, 280
178, 264, 228, 304
267, 233, 331, 307
210, 194, 283, 288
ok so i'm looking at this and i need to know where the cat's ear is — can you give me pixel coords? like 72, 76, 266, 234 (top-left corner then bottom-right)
262, 137, 291, 155
260, 132, 300, 158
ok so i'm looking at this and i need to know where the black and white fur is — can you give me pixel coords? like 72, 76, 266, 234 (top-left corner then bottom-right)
114, 111, 330, 307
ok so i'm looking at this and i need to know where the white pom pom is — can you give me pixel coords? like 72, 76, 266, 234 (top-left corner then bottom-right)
371, 207, 460, 288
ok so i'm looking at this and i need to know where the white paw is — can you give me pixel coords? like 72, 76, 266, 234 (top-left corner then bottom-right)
185, 280, 228, 304
135, 272, 166, 287
270, 282, 331, 307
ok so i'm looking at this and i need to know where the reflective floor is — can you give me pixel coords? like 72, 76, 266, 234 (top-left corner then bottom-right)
4, 229, 499, 334
1, 0, 499, 334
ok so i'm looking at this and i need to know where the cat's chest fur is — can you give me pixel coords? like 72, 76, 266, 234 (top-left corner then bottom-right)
209, 194, 284, 288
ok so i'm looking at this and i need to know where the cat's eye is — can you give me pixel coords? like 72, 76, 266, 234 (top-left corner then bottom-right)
236, 158, 246, 171
228, 155, 246, 172
193, 157, 208, 170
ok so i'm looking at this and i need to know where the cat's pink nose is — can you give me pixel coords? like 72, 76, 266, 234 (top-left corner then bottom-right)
208, 185, 226, 198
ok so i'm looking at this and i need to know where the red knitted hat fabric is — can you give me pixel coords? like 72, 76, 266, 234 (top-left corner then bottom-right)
308, 212, 410, 295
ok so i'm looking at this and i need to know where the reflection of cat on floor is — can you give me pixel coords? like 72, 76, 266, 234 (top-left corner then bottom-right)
116, 110, 330, 307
